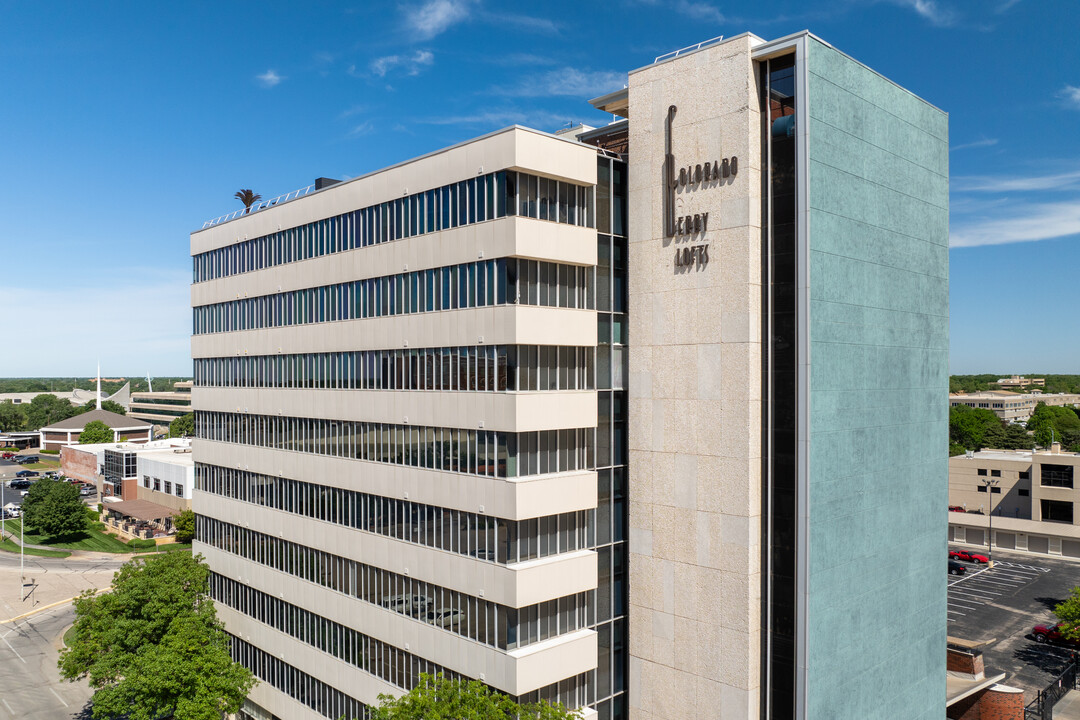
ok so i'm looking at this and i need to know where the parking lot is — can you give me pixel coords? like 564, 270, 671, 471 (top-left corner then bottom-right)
947, 545, 1080, 697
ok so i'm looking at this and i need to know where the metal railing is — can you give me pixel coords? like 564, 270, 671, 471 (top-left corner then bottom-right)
654, 35, 725, 64
1025, 657, 1077, 720
202, 184, 317, 229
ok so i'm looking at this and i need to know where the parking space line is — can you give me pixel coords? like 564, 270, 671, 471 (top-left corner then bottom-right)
947, 599, 980, 609
952, 587, 1001, 597
1, 698, 12, 716
48, 688, 67, 707
1, 634, 25, 664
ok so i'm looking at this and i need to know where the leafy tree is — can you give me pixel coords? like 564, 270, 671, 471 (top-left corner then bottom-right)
174, 509, 195, 544
1028, 403, 1080, 448
79, 420, 113, 445
78, 399, 127, 416
372, 674, 580, 720
58, 552, 255, 720
0, 402, 26, 432
949, 405, 1000, 451
1054, 587, 1080, 641
22, 478, 89, 537
24, 393, 80, 430
949, 442, 967, 457
234, 189, 262, 210
170, 412, 194, 438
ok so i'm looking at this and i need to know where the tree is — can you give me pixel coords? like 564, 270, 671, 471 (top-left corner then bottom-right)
78, 399, 127, 416
23, 393, 79, 430
234, 189, 262, 211
59, 552, 255, 720
170, 412, 194, 438
1054, 587, 1080, 641
174, 509, 195, 544
21, 478, 89, 537
79, 420, 113, 445
1028, 403, 1080, 448
949, 405, 1000, 451
372, 674, 580, 720
0, 402, 26, 433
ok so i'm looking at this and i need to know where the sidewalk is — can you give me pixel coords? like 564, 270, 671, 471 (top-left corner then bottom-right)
1055, 690, 1080, 719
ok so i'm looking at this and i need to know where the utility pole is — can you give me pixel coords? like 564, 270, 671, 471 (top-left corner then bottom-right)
983, 477, 1000, 567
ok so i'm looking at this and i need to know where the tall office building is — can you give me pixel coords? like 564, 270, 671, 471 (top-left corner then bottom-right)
190, 31, 947, 720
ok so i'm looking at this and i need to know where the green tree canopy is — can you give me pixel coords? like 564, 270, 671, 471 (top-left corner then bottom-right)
21, 478, 89, 537
79, 420, 113, 445
372, 674, 580, 720
58, 552, 255, 720
174, 509, 195, 544
1027, 403, 1080, 448
1054, 587, 1080, 641
78, 399, 127, 416
24, 393, 80, 430
0, 402, 26, 433
170, 412, 194, 438
949, 405, 1001, 451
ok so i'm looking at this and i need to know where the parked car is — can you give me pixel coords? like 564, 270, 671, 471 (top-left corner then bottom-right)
19, 456, 37, 464
79, 486, 96, 497
948, 505, 965, 513
425, 608, 463, 628
948, 560, 967, 575
950, 549, 990, 563
1, 452, 14, 460
14, 470, 38, 479
1032, 622, 1080, 648
8, 480, 31, 490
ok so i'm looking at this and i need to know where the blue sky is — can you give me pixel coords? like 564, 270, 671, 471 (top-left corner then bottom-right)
0, 0, 1077, 377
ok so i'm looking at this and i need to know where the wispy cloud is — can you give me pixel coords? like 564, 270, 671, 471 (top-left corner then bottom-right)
995, 0, 1021, 12
369, 50, 435, 78
348, 121, 375, 137
493, 67, 626, 98
1059, 85, 1080, 110
950, 201, 1080, 248
479, 10, 558, 33
888, 0, 958, 27
672, 0, 726, 24
405, 0, 472, 40
953, 169, 1080, 193
413, 108, 579, 131
951, 137, 998, 152
256, 69, 283, 88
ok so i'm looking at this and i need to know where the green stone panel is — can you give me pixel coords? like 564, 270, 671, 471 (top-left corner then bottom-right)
806, 39, 948, 720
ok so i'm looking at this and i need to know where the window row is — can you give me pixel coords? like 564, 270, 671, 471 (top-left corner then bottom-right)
196, 463, 589, 564
198, 517, 587, 650
192, 258, 593, 335
193, 345, 595, 392
229, 635, 373, 720
142, 475, 184, 497
194, 170, 595, 283
195, 411, 594, 479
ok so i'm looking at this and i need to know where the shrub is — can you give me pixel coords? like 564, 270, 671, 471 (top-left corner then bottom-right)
125, 538, 157, 549
39, 449, 59, 455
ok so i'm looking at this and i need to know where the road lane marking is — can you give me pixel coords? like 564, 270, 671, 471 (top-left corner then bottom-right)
1, 634, 25, 664
49, 688, 68, 707
2, 698, 12, 715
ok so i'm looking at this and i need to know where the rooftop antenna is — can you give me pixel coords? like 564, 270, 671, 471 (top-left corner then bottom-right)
96, 361, 101, 410
147, 372, 153, 394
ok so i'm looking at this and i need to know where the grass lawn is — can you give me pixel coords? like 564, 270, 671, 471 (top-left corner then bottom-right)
6, 519, 133, 553
0, 538, 70, 558
24, 460, 60, 470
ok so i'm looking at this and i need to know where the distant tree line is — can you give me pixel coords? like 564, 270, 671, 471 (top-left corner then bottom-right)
950, 401, 1080, 456
950, 374, 1080, 394
0, 376, 192, 396
0, 395, 128, 433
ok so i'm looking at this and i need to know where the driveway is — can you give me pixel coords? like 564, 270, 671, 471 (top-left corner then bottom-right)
0, 604, 92, 719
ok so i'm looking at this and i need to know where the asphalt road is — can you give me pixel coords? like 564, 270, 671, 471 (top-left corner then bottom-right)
0, 604, 92, 719
947, 545, 1080, 696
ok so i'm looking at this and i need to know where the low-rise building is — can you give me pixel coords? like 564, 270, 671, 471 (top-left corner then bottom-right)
128, 381, 192, 426
949, 391, 1080, 423
997, 375, 1045, 389
38, 408, 152, 451
949, 446, 1080, 558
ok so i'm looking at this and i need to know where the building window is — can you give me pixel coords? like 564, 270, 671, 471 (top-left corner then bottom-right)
978, 469, 987, 476
153, 477, 161, 491
164, 481, 172, 495
1020, 471, 1030, 480
1019, 489, 1030, 496
991, 470, 1001, 477
991, 486, 1001, 494
143, 475, 151, 489
175, 483, 184, 497
977, 485, 987, 493
1041, 464, 1074, 488
1041, 499, 1074, 524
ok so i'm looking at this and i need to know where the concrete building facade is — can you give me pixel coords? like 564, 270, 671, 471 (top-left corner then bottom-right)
128, 381, 193, 426
191, 31, 947, 720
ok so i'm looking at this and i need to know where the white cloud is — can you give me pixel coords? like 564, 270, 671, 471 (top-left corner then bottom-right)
950, 137, 998, 152
478, 11, 558, 33
406, 0, 472, 39
256, 69, 283, 88
0, 270, 191, 376
369, 50, 435, 78
1059, 85, 1080, 109
348, 121, 375, 137
495, 67, 626, 98
414, 108, 578, 131
672, 0, 726, 24
953, 169, 1080, 193
950, 201, 1080, 248
889, 0, 958, 27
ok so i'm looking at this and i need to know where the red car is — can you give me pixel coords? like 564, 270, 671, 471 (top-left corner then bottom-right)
1, 453, 14, 460
1033, 622, 1080, 648
949, 549, 990, 563
948, 505, 965, 513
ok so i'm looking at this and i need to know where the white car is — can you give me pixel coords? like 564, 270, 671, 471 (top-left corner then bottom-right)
426, 608, 463, 628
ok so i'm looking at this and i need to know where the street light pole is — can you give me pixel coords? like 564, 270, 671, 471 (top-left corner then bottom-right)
983, 477, 1000, 567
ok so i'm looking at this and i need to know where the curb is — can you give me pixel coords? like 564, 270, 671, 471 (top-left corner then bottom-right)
0, 595, 79, 625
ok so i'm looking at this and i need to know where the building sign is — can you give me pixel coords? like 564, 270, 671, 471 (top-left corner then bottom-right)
663, 104, 737, 269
